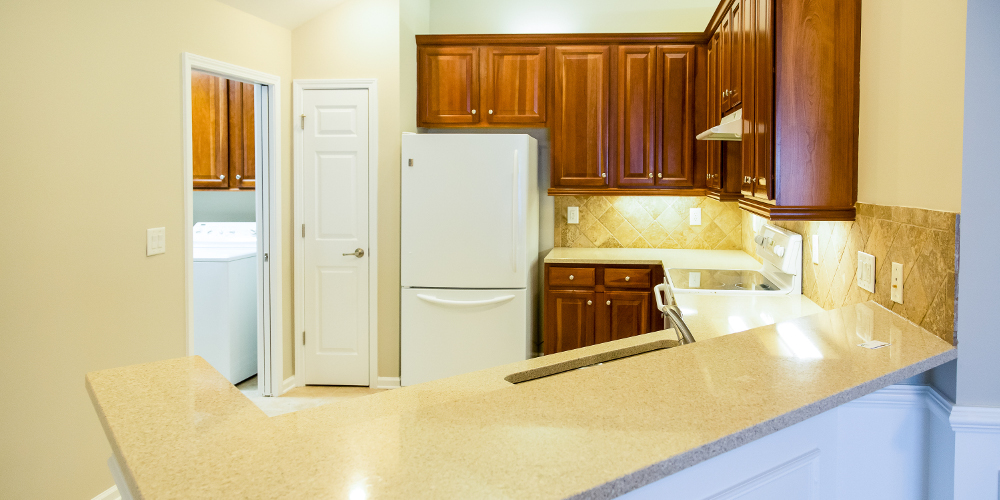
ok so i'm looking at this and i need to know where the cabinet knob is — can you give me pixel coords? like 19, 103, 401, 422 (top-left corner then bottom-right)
489, 109, 493, 114
235, 175, 241, 180
648, 173, 653, 178
569, 275, 574, 280
758, 177, 766, 185
658, 173, 662, 178
471, 109, 476, 115
219, 174, 225, 180
587, 300, 593, 306
625, 276, 630, 282
606, 300, 611, 305
601, 173, 607, 178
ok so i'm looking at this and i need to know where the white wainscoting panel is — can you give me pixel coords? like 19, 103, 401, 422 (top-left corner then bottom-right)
951, 405, 1000, 500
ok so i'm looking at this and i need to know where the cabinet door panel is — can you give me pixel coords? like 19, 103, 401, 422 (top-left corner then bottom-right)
719, 14, 732, 112
656, 45, 696, 187
418, 46, 480, 125
552, 46, 610, 187
729, 0, 744, 107
228, 81, 255, 190
192, 71, 229, 189
706, 34, 722, 190
616, 46, 657, 187
545, 290, 596, 354
602, 291, 650, 343
753, 0, 774, 201
484, 46, 546, 124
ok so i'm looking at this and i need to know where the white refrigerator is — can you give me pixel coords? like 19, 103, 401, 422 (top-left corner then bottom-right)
401, 133, 539, 386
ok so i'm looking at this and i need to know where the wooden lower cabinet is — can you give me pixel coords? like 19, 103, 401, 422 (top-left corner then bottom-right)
544, 264, 663, 355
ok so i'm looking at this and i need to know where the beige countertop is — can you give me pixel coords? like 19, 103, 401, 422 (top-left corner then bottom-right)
88, 302, 955, 500
543, 247, 761, 269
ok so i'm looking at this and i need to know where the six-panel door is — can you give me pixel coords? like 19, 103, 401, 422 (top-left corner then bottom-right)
552, 45, 611, 188
418, 46, 481, 125
483, 46, 547, 125
544, 290, 596, 355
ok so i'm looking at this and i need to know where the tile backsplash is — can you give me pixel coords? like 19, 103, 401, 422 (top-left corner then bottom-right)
742, 204, 959, 344
554, 196, 742, 250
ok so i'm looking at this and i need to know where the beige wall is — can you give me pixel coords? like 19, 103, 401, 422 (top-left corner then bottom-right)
428, 0, 717, 33
401, 0, 431, 133
857, 0, 967, 212
293, 0, 405, 378
0, 0, 292, 498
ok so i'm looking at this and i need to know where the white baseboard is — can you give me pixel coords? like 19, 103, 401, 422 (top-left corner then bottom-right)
377, 376, 400, 389
281, 376, 296, 395
952, 405, 1000, 499
92, 485, 120, 500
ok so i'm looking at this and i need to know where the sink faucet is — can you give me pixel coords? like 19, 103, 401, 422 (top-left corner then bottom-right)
654, 283, 696, 345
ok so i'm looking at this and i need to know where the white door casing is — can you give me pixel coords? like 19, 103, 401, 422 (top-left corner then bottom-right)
302, 88, 370, 386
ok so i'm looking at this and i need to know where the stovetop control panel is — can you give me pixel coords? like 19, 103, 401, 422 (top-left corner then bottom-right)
753, 224, 803, 275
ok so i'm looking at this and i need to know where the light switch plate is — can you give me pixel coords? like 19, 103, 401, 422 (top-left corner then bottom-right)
690, 208, 702, 226
811, 235, 820, 264
857, 251, 875, 293
891, 262, 904, 303
147, 227, 165, 256
567, 206, 579, 224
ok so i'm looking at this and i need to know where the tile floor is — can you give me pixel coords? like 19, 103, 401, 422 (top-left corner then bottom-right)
236, 376, 386, 417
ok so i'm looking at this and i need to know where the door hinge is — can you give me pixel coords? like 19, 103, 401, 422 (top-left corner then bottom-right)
264, 252, 269, 262
301, 224, 305, 238
302, 332, 306, 345
300, 114, 305, 130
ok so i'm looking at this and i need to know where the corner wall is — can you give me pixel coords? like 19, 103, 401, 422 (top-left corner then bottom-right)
0, 0, 292, 497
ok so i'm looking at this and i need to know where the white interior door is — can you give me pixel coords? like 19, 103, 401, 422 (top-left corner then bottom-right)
302, 88, 369, 386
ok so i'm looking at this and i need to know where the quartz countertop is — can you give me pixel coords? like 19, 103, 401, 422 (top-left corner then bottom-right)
87, 302, 955, 500
543, 247, 761, 269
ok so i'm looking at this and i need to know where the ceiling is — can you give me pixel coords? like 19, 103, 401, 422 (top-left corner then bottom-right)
216, 0, 349, 30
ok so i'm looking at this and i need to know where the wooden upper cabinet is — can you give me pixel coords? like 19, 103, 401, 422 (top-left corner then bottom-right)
751, 0, 774, 202
656, 45, 696, 188
552, 45, 610, 188
727, 0, 743, 108
544, 290, 595, 355
192, 71, 229, 189
483, 46, 546, 124
418, 46, 480, 125
228, 81, 255, 190
616, 46, 657, 187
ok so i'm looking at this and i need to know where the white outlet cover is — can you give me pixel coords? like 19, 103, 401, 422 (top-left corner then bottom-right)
891, 262, 904, 303
811, 235, 820, 264
567, 206, 579, 224
857, 251, 875, 293
690, 208, 702, 226
147, 227, 166, 256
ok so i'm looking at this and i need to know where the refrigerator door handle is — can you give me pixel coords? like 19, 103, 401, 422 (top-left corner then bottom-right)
511, 149, 518, 274
416, 294, 516, 307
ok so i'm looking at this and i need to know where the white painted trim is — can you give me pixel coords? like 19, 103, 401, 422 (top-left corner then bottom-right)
951, 405, 1000, 433
846, 384, 928, 408
91, 485, 121, 500
281, 376, 296, 395
292, 79, 380, 389
704, 449, 820, 500
926, 385, 955, 423
377, 376, 401, 389
181, 53, 284, 397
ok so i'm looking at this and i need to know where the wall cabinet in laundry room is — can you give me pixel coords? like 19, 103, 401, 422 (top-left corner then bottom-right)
191, 70, 255, 190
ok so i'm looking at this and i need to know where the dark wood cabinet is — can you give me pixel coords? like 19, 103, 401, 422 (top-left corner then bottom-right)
483, 46, 547, 125
192, 71, 229, 189
552, 45, 611, 188
656, 45, 697, 188
544, 263, 664, 355
615, 45, 657, 187
417, 46, 481, 125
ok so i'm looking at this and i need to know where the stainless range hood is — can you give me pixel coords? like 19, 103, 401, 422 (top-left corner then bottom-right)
696, 109, 742, 141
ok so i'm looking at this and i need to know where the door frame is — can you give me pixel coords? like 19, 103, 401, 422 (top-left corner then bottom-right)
181, 53, 286, 397
292, 79, 380, 388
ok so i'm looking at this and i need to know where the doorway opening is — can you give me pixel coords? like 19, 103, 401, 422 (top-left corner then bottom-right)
182, 53, 285, 397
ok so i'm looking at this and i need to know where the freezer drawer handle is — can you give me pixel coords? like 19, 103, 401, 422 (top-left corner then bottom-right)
416, 294, 516, 307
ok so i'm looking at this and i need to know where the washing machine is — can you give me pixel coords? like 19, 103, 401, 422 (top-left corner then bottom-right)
192, 222, 257, 384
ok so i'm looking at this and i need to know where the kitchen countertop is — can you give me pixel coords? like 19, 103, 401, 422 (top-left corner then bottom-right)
87, 302, 955, 500
544, 247, 761, 269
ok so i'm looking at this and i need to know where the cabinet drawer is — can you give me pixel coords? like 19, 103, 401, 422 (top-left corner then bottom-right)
548, 267, 596, 287
604, 268, 651, 288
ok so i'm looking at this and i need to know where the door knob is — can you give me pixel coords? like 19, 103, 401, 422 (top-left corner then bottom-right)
343, 248, 365, 258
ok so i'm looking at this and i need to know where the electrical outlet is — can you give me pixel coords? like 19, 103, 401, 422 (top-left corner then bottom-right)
146, 227, 165, 256
811, 235, 820, 264
567, 206, 579, 224
891, 262, 904, 303
857, 251, 875, 293
690, 208, 702, 226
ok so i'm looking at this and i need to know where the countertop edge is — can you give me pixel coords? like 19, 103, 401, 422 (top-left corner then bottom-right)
570, 348, 958, 500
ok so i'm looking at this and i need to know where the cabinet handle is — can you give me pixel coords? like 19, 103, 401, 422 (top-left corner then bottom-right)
601, 172, 607, 178
657, 173, 662, 178
471, 109, 476, 115
219, 174, 225, 180
569, 275, 574, 280
606, 300, 611, 305
489, 109, 493, 114
625, 276, 630, 282
758, 178, 766, 186
587, 300, 593, 306
648, 173, 653, 178
235, 175, 241, 180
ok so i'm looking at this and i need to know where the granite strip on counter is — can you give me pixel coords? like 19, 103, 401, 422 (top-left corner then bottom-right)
87, 302, 956, 500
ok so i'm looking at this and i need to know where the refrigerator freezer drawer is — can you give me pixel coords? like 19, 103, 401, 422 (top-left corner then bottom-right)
401, 288, 529, 386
